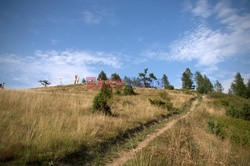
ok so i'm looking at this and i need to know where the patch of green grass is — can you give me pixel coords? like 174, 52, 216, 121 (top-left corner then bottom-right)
148, 98, 172, 110
208, 116, 250, 146
208, 92, 250, 120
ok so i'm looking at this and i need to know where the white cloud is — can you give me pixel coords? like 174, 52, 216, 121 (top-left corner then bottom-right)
81, 8, 119, 25
188, 0, 212, 18
50, 39, 59, 45
82, 11, 102, 24
145, 0, 250, 74
0, 50, 122, 88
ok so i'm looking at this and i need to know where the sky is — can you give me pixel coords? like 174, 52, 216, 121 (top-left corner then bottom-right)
0, 0, 250, 91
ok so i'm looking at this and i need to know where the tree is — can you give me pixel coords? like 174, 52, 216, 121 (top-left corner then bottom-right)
138, 68, 157, 87
181, 68, 193, 89
195, 71, 205, 93
247, 79, 250, 98
229, 72, 247, 98
98, 70, 107, 80
92, 83, 112, 115
38, 80, 51, 87
194, 72, 213, 94
81, 78, 86, 83
162, 74, 170, 87
162, 74, 174, 90
214, 80, 223, 93
203, 75, 213, 93
111, 73, 121, 80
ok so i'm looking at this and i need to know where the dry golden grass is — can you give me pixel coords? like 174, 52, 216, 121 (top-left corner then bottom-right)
0, 86, 193, 164
126, 95, 250, 166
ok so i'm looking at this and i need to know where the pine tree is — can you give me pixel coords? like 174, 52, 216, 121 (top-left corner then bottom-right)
203, 75, 213, 93
195, 71, 205, 94
138, 68, 156, 87
98, 70, 107, 80
214, 80, 223, 93
162, 74, 170, 87
111, 73, 121, 80
229, 72, 247, 98
181, 68, 193, 89
194, 72, 213, 94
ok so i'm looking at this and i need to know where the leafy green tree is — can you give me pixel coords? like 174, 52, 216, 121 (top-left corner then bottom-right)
98, 70, 107, 80
214, 80, 223, 93
247, 79, 250, 98
181, 68, 193, 89
111, 73, 121, 80
138, 68, 157, 87
229, 72, 247, 98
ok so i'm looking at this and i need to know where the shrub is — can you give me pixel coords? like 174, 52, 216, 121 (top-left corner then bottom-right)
114, 90, 122, 95
92, 86, 112, 115
165, 85, 174, 90
207, 118, 225, 139
208, 116, 250, 146
123, 85, 136, 95
159, 91, 171, 102
226, 103, 250, 120
149, 98, 172, 110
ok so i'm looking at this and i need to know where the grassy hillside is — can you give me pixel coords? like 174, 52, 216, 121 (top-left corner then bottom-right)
0, 84, 194, 165
125, 94, 250, 166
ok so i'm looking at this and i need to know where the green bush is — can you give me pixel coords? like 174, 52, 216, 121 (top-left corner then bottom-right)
159, 91, 171, 102
208, 92, 250, 120
208, 116, 250, 146
92, 87, 112, 115
207, 118, 226, 139
114, 90, 122, 95
226, 103, 250, 120
165, 85, 174, 90
148, 98, 172, 110
123, 85, 136, 95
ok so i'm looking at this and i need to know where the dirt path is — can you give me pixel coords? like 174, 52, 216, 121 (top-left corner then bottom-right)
106, 99, 198, 166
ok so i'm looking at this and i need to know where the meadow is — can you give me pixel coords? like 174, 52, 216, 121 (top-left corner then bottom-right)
125, 94, 250, 166
0, 84, 193, 165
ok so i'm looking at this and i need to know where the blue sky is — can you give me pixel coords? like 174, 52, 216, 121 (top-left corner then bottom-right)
0, 0, 250, 91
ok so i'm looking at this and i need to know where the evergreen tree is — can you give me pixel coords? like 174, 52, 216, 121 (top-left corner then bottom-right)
229, 72, 247, 98
247, 79, 250, 98
81, 78, 86, 83
204, 75, 213, 93
194, 72, 213, 94
138, 68, 156, 87
162, 74, 170, 87
98, 70, 107, 80
149, 73, 157, 80
111, 73, 121, 80
181, 68, 193, 89
195, 71, 205, 93
214, 80, 223, 93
